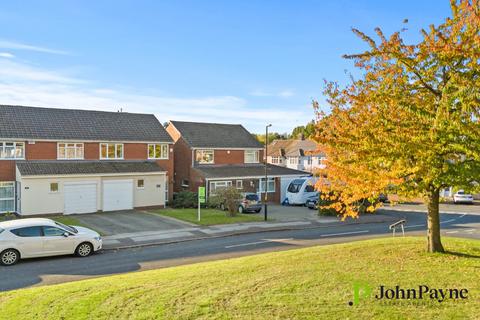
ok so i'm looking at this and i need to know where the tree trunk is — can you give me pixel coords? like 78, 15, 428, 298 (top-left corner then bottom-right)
426, 188, 444, 253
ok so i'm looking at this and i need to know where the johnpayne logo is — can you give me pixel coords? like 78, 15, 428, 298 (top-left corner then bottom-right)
349, 282, 469, 306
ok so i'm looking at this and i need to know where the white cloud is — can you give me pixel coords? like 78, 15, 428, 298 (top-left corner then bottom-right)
0, 52, 14, 59
0, 40, 68, 55
0, 59, 312, 132
249, 88, 295, 98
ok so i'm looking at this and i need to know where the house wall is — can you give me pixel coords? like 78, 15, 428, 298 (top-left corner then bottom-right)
18, 173, 166, 216
206, 177, 282, 203
0, 140, 175, 204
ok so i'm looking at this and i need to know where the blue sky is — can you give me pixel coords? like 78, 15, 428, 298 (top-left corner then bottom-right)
0, 1, 451, 133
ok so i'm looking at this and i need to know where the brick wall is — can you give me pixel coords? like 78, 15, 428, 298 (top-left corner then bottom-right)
25, 141, 57, 160
0, 160, 16, 181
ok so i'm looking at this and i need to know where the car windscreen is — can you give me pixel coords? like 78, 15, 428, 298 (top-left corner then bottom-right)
245, 194, 259, 201
55, 221, 78, 234
457, 191, 465, 195
0, 228, 4, 234
287, 179, 305, 193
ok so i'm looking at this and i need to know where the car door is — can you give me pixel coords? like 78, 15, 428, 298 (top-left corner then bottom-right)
42, 226, 77, 255
9, 226, 44, 258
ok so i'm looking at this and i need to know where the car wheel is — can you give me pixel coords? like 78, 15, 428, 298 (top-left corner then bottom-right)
255, 209, 261, 213
75, 242, 94, 257
1, 249, 20, 266
238, 205, 244, 213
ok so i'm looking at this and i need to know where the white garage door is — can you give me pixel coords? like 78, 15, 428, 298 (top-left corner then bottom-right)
103, 180, 133, 211
64, 182, 97, 215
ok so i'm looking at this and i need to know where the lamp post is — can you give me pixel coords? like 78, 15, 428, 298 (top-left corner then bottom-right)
264, 124, 272, 221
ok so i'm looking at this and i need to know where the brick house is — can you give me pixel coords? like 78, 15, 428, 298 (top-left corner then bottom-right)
0, 105, 174, 216
166, 121, 309, 203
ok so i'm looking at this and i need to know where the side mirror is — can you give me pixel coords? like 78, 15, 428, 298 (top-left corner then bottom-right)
63, 232, 70, 237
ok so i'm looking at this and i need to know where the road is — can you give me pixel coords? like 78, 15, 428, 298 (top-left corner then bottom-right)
1, 208, 479, 291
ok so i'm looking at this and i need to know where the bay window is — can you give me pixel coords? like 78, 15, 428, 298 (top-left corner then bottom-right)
148, 144, 169, 159
100, 143, 123, 159
244, 150, 259, 163
258, 178, 275, 193
58, 143, 84, 160
196, 149, 214, 164
0, 142, 24, 159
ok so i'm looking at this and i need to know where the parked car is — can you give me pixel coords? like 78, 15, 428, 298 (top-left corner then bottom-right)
0, 218, 102, 266
453, 190, 474, 204
285, 177, 318, 205
306, 195, 319, 210
238, 193, 262, 213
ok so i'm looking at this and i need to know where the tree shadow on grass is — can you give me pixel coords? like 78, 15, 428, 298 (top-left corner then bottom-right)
444, 251, 480, 259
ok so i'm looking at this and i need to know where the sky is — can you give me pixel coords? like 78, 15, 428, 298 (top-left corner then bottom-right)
0, 0, 452, 133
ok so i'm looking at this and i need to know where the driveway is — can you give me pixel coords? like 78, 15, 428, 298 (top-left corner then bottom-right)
74, 210, 192, 236
267, 204, 319, 221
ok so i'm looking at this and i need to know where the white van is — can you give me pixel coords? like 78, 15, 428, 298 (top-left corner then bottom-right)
285, 177, 318, 205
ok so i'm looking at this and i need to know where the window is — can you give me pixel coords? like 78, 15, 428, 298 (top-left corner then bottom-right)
58, 143, 84, 160
305, 184, 316, 193
137, 179, 145, 189
50, 183, 59, 193
209, 181, 232, 194
271, 156, 281, 164
244, 150, 259, 163
307, 157, 312, 165
258, 178, 275, 193
0, 182, 15, 213
148, 144, 169, 159
43, 226, 67, 237
0, 142, 24, 159
288, 157, 298, 165
181, 179, 190, 187
287, 179, 305, 193
236, 180, 243, 189
100, 143, 123, 159
318, 157, 327, 166
196, 150, 214, 164
11, 226, 42, 237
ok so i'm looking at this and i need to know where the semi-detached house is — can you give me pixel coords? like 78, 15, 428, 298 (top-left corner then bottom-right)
166, 121, 309, 203
0, 105, 174, 216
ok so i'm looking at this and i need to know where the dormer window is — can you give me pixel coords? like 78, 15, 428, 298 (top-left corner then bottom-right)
196, 150, 214, 164
100, 143, 123, 160
245, 150, 259, 163
58, 143, 84, 160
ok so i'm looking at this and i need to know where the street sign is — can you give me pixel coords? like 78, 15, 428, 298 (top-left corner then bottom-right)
198, 186, 206, 204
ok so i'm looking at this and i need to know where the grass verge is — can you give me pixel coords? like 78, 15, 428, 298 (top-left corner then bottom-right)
0, 237, 478, 319
152, 208, 265, 225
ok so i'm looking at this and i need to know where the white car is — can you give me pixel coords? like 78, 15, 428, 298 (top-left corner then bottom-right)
0, 218, 102, 266
453, 190, 474, 204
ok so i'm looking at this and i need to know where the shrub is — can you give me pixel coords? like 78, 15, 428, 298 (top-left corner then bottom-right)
209, 187, 242, 216
172, 191, 198, 208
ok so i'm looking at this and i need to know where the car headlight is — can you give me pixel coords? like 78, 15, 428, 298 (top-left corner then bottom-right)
94, 236, 102, 241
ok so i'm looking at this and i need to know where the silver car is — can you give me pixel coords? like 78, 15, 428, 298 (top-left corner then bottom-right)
0, 218, 102, 266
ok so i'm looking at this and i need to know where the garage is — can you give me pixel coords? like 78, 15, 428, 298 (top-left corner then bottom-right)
103, 180, 134, 211
64, 182, 98, 214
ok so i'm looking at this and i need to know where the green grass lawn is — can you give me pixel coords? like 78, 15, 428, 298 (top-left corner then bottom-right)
153, 208, 265, 225
0, 237, 478, 319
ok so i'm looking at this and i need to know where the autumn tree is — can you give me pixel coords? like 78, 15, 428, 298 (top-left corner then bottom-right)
314, 0, 480, 253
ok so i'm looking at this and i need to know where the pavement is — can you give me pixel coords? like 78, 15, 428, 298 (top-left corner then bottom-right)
100, 209, 398, 249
